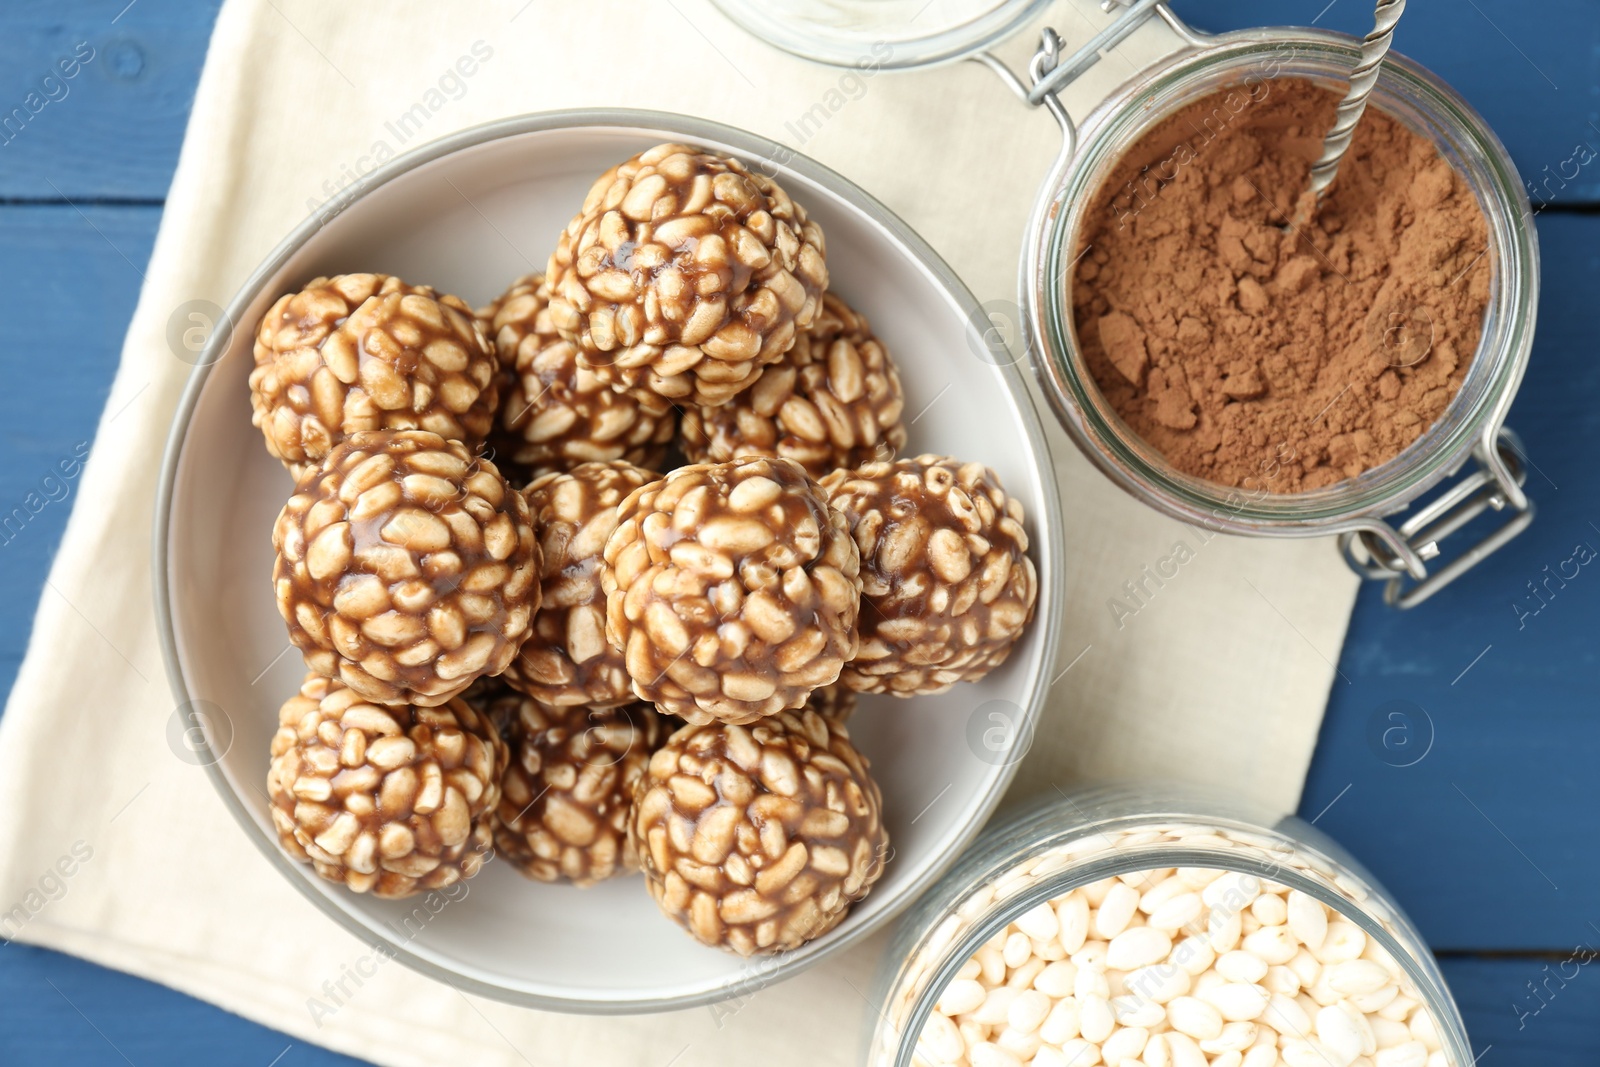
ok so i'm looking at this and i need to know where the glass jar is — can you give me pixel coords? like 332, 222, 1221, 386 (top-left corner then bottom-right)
868, 786, 1473, 1066
1016, 19, 1539, 609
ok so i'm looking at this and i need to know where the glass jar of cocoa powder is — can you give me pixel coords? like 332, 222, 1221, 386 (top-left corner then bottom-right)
715, 0, 1540, 607
867, 786, 1476, 1067
1016, 14, 1538, 609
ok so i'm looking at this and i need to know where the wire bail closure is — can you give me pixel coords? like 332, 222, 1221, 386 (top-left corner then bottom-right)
1340, 429, 1534, 609
972, 0, 1172, 144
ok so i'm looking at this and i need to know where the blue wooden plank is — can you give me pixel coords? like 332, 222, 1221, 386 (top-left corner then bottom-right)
1301, 212, 1600, 950
1441, 955, 1600, 1065
0, 205, 156, 701
0, 0, 1594, 205
1174, 0, 1600, 204
0, 0, 223, 200
0, 941, 1578, 1067
0, 941, 370, 1066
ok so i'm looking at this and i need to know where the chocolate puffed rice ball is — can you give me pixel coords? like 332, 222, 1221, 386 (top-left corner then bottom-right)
272, 430, 540, 707
547, 143, 828, 407
268, 672, 507, 898
631, 709, 887, 955
250, 273, 499, 479
491, 691, 663, 886
501, 460, 658, 708
601, 457, 861, 725
680, 292, 907, 477
478, 273, 675, 480
821, 455, 1037, 696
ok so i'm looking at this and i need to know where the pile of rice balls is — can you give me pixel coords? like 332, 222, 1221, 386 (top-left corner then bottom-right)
253, 144, 1039, 956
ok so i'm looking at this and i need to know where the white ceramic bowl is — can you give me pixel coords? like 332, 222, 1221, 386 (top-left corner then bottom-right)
154, 110, 1063, 1012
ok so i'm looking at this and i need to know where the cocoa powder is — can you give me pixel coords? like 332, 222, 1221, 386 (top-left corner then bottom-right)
1072, 77, 1490, 492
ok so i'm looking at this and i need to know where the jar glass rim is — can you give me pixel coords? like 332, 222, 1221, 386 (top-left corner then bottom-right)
874, 801, 1473, 1067
707, 0, 1053, 71
1029, 30, 1538, 531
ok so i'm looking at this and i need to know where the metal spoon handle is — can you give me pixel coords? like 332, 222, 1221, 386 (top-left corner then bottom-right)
1306, 0, 1407, 206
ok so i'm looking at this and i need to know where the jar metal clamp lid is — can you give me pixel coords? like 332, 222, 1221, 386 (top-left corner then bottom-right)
712, 0, 1540, 609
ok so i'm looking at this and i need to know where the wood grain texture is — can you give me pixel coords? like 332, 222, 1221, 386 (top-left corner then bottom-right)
0, 205, 156, 700
0, 941, 367, 1065
1, 0, 1598, 1064
1442, 955, 1600, 1065
0, 0, 223, 200
0, 0, 1596, 205
1303, 215, 1600, 952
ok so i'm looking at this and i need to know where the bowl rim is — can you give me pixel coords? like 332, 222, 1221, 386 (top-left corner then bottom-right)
151, 107, 1066, 1013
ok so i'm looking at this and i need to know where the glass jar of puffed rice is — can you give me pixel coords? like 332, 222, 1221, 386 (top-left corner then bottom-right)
869, 787, 1472, 1067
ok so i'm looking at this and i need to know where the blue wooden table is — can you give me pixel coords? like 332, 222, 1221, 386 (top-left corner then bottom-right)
3, 1, 1598, 1062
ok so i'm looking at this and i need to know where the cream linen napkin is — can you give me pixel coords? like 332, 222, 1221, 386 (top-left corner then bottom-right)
0, 1, 1359, 1063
